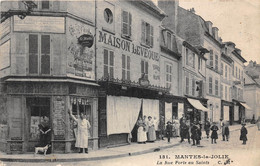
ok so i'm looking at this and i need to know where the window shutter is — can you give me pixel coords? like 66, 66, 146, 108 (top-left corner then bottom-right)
129, 12, 132, 37
150, 25, 154, 47
122, 54, 126, 69
127, 56, 130, 70
104, 49, 108, 65
41, 35, 50, 74
110, 51, 114, 78
146, 23, 150, 46
145, 61, 148, 74
29, 34, 38, 74
122, 10, 128, 36
141, 21, 145, 44
141, 60, 144, 74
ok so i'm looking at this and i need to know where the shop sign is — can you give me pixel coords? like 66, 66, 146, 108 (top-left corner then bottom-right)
98, 31, 160, 62
78, 34, 94, 48
139, 74, 150, 87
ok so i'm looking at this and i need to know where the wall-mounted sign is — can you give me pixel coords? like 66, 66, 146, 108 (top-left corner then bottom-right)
14, 16, 65, 33
98, 31, 160, 62
139, 74, 150, 87
78, 34, 94, 48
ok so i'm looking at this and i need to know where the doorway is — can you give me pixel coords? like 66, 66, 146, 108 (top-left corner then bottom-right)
26, 97, 50, 152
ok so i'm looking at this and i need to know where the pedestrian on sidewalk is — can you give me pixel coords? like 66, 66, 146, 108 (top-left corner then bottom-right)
223, 122, 230, 141
136, 116, 147, 144
166, 121, 173, 143
38, 116, 52, 154
191, 123, 202, 146
220, 119, 225, 141
180, 119, 190, 144
147, 116, 156, 142
240, 123, 248, 145
204, 118, 211, 139
211, 122, 219, 144
68, 109, 91, 153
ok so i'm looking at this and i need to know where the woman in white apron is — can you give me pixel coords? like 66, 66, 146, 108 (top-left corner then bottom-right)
136, 117, 147, 143
68, 109, 91, 153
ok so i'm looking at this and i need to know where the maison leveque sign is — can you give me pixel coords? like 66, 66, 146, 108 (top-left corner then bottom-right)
98, 31, 160, 61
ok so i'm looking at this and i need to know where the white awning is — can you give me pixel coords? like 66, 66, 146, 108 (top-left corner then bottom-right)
187, 98, 210, 112
240, 102, 252, 110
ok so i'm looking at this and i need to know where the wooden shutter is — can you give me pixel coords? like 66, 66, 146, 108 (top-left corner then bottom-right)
109, 51, 114, 79
129, 13, 132, 37
122, 54, 126, 80
141, 21, 146, 44
145, 61, 148, 74
104, 49, 108, 78
41, 35, 50, 75
150, 25, 154, 47
146, 23, 150, 46
127, 56, 130, 80
122, 10, 129, 36
29, 34, 38, 74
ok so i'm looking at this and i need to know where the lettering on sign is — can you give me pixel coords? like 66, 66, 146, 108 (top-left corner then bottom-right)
98, 31, 160, 61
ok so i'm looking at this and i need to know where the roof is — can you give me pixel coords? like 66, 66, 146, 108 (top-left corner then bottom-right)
221, 53, 233, 64
232, 50, 247, 63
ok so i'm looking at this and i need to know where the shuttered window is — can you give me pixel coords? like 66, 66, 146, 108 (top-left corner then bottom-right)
215, 54, 218, 71
122, 10, 132, 37
29, 35, 38, 74
141, 60, 148, 75
141, 21, 153, 47
122, 54, 130, 80
209, 50, 213, 67
215, 79, 219, 96
41, 35, 50, 74
166, 63, 172, 89
186, 76, 189, 95
209, 77, 213, 94
104, 49, 114, 79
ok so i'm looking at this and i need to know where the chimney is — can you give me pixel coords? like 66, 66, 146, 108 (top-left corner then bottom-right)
212, 27, 219, 40
190, 8, 195, 13
205, 21, 213, 35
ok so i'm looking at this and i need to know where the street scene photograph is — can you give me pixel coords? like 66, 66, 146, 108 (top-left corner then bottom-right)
0, 0, 259, 166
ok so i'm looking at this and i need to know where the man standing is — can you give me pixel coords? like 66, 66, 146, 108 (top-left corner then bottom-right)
204, 118, 211, 139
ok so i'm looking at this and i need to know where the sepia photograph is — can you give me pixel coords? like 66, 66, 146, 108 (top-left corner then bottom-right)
0, 0, 259, 166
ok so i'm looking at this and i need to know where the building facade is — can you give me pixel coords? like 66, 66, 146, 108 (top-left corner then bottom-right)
0, 1, 99, 153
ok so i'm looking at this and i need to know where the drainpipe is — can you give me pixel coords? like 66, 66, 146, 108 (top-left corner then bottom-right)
94, 0, 97, 82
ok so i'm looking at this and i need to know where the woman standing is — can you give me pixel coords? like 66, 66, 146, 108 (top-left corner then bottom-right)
211, 122, 219, 144
136, 117, 147, 143
147, 116, 156, 142
68, 109, 91, 153
38, 116, 52, 154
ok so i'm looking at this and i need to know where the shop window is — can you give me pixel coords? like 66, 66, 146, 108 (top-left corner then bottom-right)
29, 34, 50, 75
122, 54, 130, 80
215, 79, 219, 96
104, 8, 113, 24
104, 49, 114, 79
209, 77, 213, 94
122, 10, 132, 38
141, 60, 148, 75
141, 21, 153, 47
165, 63, 172, 89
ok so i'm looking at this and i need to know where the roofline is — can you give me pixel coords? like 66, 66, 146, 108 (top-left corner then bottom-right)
232, 50, 247, 63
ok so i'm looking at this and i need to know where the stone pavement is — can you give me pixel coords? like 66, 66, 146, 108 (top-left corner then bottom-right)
0, 124, 255, 163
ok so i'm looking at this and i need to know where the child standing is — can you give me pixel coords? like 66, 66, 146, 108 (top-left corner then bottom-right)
240, 123, 248, 145
211, 122, 219, 144
166, 121, 173, 143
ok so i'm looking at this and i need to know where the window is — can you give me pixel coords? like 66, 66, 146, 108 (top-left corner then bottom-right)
221, 63, 223, 74
229, 67, 231, 80
232, 65, 234, 76
29, 34, 50, 75
104, 49, 114, 78
186, 76, 189, 95
209, 50, 213, 67
235, 66, 237, 78
215, 79, 218, 96
215, 54, 218, 71
239, 69, 240, 79
141, 21, 153, 47
122, 10, 132, 37
186, 48, 195, 68
42, 1, 50, 9
225, 65, 227, 79
221, 84, 223, 98
192, 78, 195, 96
225, 86, 227, 100
104, 8, 113, 24
209, 77, 213, 94
198, 57, 202, 71
122, 54, 130, 80
166, 63, 172, 89
141, 60, 148, 75
186, 48, 189, 66
167, 32, 172, 49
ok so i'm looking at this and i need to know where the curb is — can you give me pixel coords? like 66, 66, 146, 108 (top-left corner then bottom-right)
0, 124, 255, 163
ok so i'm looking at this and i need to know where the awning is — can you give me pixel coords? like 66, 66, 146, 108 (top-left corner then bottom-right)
239, 102, 252, 110
187, 98, 210, 112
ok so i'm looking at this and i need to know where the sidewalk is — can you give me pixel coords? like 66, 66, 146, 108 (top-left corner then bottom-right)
0, 124, 255, 163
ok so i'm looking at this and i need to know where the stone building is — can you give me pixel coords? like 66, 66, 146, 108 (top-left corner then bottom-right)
0, 1, 99, 153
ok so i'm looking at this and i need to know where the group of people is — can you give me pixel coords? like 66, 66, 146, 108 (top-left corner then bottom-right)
136, 116, 157, 143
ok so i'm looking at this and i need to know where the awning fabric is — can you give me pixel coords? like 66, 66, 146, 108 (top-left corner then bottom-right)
239, 102, 251, 110
187, 98, 210, 112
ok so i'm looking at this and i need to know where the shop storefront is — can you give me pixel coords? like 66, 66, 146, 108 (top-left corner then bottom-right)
221, 100, 233, 125
97, 79, 168, 148
2, 79, 99, 154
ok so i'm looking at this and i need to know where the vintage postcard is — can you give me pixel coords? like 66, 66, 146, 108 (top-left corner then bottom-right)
0, 0, 259, 166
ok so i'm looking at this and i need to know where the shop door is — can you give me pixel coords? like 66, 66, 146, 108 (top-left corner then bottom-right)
25, 98, 50, 152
